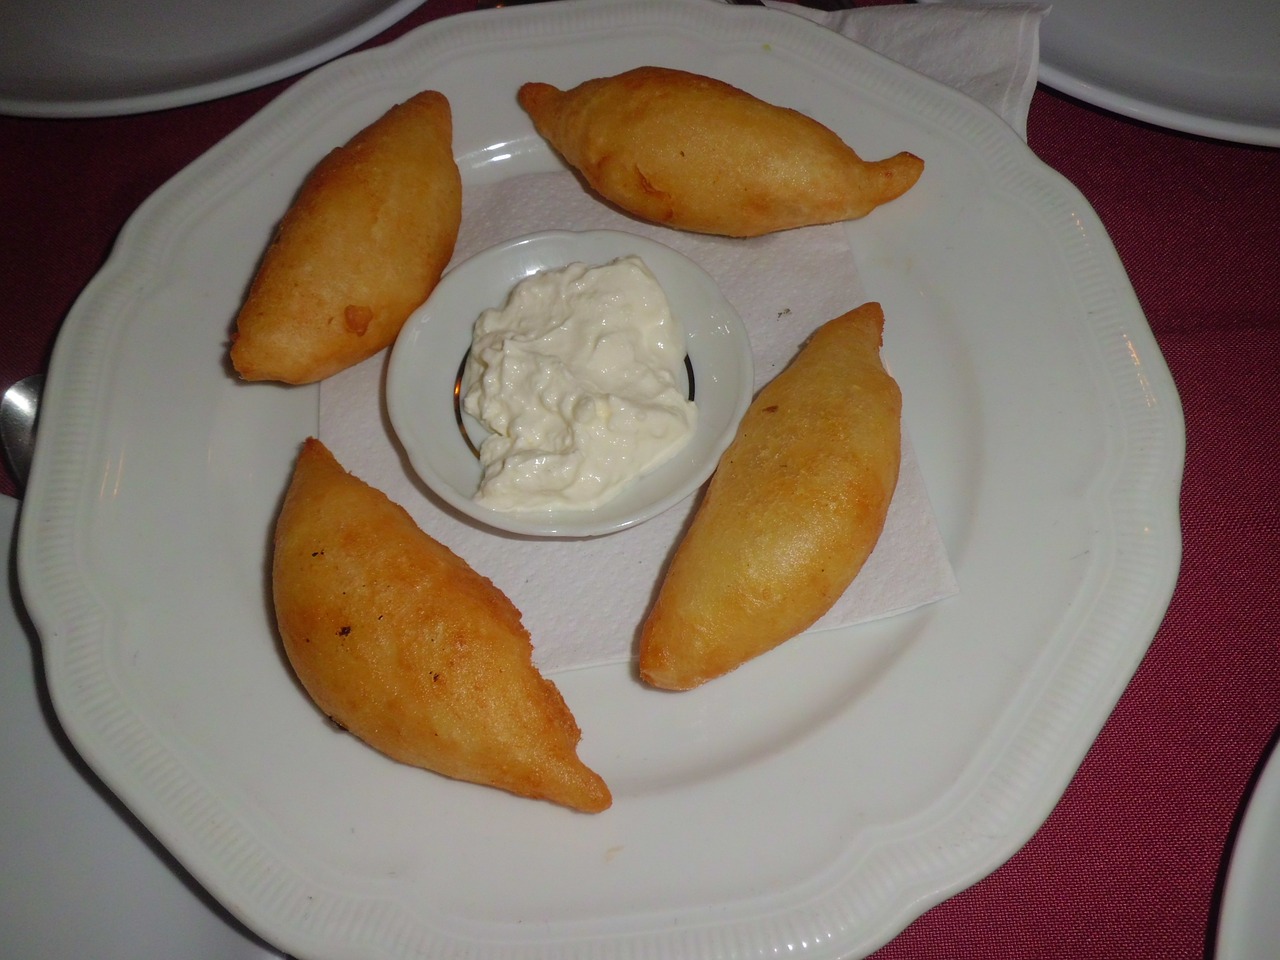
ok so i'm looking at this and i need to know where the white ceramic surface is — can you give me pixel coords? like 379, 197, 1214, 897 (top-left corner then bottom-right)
950, 0, 1280, 145
0, 496, 285, 959
17, 2, 1185, 959
0, 0, 428, 117
1217, 735, 1280, 959
387, 229, 753, 538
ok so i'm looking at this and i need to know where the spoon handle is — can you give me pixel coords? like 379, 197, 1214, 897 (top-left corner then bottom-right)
1, 373, 44, 494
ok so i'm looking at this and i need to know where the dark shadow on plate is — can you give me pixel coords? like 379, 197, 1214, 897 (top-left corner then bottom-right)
6, 512, 291, 959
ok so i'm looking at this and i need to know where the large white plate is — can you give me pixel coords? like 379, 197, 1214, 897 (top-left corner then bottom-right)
958, 0, 1280, 145
0, 0, 428, 118
17, 2, 1184, 958
1217, 734, 1280, 959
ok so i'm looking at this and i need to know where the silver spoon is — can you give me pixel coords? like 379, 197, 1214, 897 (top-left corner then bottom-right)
1, 374, 43, 493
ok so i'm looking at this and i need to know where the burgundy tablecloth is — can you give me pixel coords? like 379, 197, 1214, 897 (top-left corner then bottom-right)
1, 2, 1277, 958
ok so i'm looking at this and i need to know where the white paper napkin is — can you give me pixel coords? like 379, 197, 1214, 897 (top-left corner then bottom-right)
758, 1, 1047, 140
322, 181, 954, 673
319, 2, 1047, 674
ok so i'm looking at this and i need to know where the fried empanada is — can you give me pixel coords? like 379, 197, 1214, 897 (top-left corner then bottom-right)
517, 67, 923, 238
230, 91, 462, 384
273, 438, 611, 813
639, 303, 902, 690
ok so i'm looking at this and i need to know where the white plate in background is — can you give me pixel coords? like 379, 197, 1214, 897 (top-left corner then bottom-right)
954, 0, 1280, 145
17, 2, 1184, 958
1217, 735, 1280, 959
0, 0, 428, 118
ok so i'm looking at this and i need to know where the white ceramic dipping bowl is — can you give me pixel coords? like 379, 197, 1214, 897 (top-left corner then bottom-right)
386, 229, 754, 538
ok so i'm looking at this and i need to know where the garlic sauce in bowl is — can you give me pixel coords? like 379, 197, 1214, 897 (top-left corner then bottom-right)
462, 255, 697, 513
386, 230, 753, 538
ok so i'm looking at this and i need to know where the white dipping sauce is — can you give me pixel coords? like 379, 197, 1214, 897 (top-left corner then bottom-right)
461, 255, 697, 512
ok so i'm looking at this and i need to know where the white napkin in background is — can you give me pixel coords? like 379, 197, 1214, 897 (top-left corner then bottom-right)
758, 1, 1047, 140
320, 2, 1046, 674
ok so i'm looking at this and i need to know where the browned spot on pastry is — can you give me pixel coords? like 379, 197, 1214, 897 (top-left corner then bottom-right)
344, 305, 373, 335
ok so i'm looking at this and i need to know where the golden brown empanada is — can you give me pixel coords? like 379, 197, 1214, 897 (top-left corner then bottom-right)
518, 67, 923, 238
231, 90, 462, 384
273, 438, 611, 813
639, 303, 902, 690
